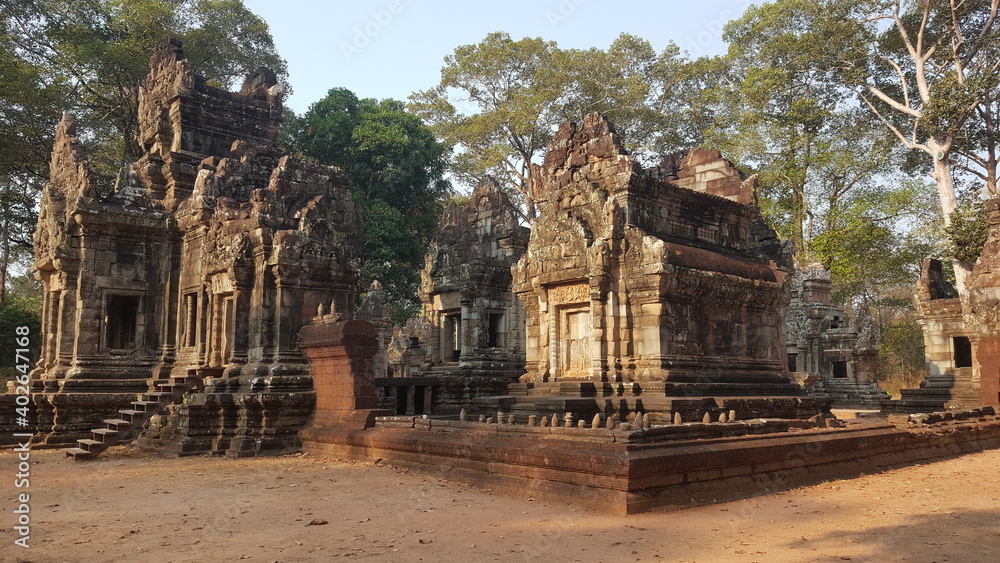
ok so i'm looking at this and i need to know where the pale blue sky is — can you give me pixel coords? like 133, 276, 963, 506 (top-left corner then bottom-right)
241, 0, 755, 114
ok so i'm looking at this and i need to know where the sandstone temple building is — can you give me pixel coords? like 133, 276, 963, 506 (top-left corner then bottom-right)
496, 114, 827, 421
785, 266, 887, 408
9, 43, 854, 457
28, 40, 360, 455
380, 176, 529, 414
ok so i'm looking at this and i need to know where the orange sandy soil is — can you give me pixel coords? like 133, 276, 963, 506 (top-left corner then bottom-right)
1, 445, 998, 563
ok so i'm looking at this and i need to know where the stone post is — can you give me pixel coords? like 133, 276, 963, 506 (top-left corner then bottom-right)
299, 315, 392, 430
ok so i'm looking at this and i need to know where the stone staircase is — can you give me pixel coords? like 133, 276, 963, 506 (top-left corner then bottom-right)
64, 374, 203, 460
811, 378, 890, 409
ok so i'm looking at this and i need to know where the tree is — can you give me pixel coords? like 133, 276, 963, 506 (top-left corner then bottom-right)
828, 0, 1000, 295
283, 88, 451, 321
553, 34, 699, 163
713, 0, 905, 263
809, 178, 941, 303
1, 4, 66, 302
409, 32, 695, 219
945, 189, 990, 264
409, 32, 564, 219
954, 89, 1000, 197
0, 278, 41, 389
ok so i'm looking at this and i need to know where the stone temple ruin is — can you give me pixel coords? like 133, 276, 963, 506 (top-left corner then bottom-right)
785, 265, 887, 408
378, 176, 529, 415
886, 259, 978, 412
298, 114, 999, 513
899, 204, 1000, 411
26, 39, 361, 456
4, 41, 1000, 514
494, 116, 829, 421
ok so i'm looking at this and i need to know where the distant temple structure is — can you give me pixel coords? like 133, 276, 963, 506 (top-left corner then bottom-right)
381, 177, 530, 414
883, 259, 979, 413
28, 39, 361, 454
785, 266, 887, 408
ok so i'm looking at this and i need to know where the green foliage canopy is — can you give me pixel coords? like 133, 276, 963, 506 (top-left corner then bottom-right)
409, 32, 699, 218
945, 191, 990, 264
283, 88, 450, 322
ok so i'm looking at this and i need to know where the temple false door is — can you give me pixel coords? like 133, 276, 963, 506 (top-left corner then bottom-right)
220, 295, 236, 365
560, 306, 591, 379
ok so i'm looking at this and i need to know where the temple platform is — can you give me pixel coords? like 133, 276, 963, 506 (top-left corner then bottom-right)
301, 408, 1000, 514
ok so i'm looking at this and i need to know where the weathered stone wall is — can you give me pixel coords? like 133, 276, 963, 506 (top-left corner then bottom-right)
968, 199, 1000, 407
303, 409, 1000, 514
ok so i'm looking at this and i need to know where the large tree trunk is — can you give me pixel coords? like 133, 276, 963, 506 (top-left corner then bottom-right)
929, 139, 971, 296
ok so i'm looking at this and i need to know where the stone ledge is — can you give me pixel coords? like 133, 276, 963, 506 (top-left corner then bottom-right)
302, 417, 1000, 514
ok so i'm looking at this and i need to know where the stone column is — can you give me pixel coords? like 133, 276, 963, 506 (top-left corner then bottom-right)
56, 274, 78, 374
590, 286, 612, 381
406, 386, 416, 415
459, 296, 476, 362
229, 269, 252, 370
209, 292, 223, 367
41, 287, 58, 372
245, 251, 275, 376
423, 386, 433, 415
158, 232, 181, 368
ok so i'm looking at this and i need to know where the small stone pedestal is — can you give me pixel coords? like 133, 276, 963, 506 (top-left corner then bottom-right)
299, 315, 392, 430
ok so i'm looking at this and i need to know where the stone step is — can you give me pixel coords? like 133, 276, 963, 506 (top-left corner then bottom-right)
78, 439, 103, 451
64, 447, 92, 460
103, 418, 132, 428
131, 400, 161, 411
91, 428, 118, 442
70, 376, 201, 461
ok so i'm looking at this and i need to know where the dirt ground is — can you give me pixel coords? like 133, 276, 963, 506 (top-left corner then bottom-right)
1, 445, 998, 563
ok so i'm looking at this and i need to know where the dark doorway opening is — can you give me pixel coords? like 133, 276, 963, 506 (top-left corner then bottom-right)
954, 336, 973, 368
105, 295, 140, 350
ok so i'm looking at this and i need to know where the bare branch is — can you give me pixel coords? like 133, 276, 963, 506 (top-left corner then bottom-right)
865, 84, 921, 117
859, 92, 929, 154
955, 162, 988, 181
880, 55, 912, 109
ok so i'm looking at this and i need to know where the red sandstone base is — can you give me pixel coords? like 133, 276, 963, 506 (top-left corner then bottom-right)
301, 416, 1000, 514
